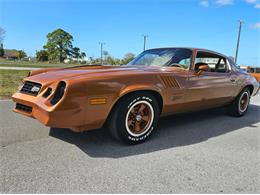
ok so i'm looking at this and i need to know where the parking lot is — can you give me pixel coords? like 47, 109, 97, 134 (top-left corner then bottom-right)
0, 96, 259, 193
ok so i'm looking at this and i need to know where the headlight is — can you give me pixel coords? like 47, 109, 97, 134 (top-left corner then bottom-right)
50, 81, 66, 105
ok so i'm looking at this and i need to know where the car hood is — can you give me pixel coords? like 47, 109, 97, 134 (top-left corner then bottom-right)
26, 65, 183, 85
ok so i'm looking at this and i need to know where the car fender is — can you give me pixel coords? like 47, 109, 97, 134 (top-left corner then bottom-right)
236, 73, 259, 96
118, 84, 163, 98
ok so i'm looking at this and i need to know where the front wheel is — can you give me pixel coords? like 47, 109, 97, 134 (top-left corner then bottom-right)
108, 92, 160, 144
228, 88, 251, 117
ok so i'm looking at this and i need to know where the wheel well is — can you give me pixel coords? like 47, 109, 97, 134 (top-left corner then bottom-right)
104, 90, 163, 128
118, 90, 163, 113
146, 90, 163, 113
244, 85, 254, 96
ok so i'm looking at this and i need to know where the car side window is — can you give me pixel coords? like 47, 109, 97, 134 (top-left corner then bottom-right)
195, 51, 230, 73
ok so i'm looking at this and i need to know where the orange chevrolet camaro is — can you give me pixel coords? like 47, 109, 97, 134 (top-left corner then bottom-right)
12, 48, 260, 144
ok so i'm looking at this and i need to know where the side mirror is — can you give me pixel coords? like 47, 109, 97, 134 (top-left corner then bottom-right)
196, 64, 209, 75
198, 65, 209, 72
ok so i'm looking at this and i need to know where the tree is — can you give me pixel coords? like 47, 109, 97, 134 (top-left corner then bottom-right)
79, 52, 86, 59
17, 50, 27, 59
121, 52, 135, 64
36, 50, 48, 61
72, 47, 80, 59
89, 56, 100, 65
43, 28, 73, 62
105, 56, 116, 65
72, 47, 86, 62
89, 52, 135, 65
104, 55, 121, 65
0, 43, 4, 57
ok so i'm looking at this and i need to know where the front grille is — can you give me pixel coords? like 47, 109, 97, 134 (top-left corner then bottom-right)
20, 81, 42, 96
15, 103, 32, 113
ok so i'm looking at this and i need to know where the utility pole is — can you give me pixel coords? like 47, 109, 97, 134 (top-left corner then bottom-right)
235, 20, 243, 64
99, 42, 105, 64
142, 34, 148, 51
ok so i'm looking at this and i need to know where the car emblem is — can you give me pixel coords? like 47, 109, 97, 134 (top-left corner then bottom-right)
31, 86, 40, 92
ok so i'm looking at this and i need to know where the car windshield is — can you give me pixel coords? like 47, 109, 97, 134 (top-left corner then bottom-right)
128, 48, 192, 69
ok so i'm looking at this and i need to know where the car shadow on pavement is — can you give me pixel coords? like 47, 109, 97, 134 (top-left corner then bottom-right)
49, 104, 260, 158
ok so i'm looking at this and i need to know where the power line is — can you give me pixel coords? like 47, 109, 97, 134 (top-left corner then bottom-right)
235, 20, 244, 64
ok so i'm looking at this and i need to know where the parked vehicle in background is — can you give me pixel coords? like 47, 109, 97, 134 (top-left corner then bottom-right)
240, 66, 260, 83
12, 47, 260, 144
248, 68, 260, 83
251, 72, 260, 83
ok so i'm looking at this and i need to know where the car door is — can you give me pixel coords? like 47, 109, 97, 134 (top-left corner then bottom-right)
184, 51, 236, 111
159, 49, 194, 114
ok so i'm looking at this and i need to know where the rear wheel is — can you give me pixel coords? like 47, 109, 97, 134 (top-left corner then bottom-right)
228, 88, 250, 117
108, 92, 160, 144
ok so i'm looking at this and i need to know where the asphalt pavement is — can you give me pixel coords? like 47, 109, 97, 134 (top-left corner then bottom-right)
0, 96, 259, 193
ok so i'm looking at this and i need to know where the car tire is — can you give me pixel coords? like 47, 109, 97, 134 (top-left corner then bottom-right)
228, 87, 251, 117
108, 92, 160, 144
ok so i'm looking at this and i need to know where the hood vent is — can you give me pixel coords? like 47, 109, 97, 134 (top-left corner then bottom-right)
160, 76, 180, 88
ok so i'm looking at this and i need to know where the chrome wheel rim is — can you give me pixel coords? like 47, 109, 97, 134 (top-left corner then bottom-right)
239, 92, 249, 113
125, 100, 154, 137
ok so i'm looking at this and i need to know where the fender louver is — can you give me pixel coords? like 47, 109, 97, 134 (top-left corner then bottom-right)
160, 76, 180, 88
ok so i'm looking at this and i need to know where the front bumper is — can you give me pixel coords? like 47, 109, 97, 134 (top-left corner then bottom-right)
12, 91, 85, 132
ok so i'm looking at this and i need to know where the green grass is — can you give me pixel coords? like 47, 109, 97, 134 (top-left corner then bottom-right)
0, 62, 71, 68
0, 61, 86, 99
0, 70, 29, 99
